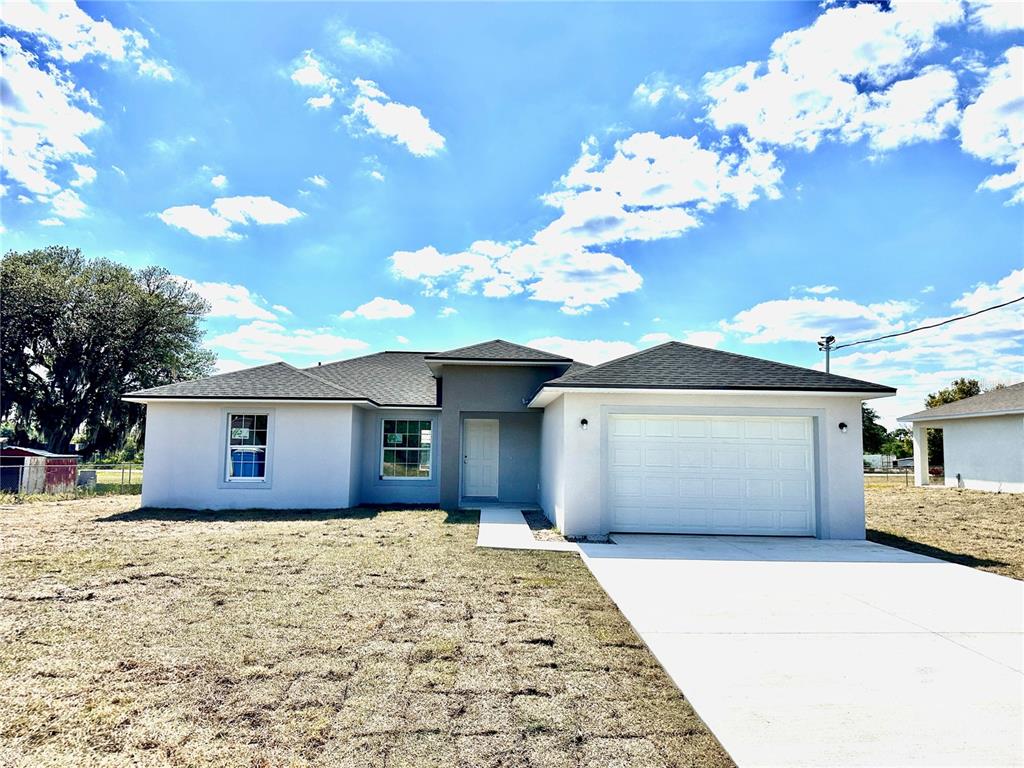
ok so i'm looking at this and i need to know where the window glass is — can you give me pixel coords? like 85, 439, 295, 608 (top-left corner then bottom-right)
228, 413, 268, 480
381, 419, 432, 478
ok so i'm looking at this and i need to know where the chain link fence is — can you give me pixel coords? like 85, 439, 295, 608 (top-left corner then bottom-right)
0, 462, 143, 500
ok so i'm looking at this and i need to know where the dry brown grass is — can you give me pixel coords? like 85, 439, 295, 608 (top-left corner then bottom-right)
865, 485, 1024, 580
0, 496, 731, 767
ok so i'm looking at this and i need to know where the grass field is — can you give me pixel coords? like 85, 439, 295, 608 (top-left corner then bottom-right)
865, 485, 1024, 580
0, 496, 731, 768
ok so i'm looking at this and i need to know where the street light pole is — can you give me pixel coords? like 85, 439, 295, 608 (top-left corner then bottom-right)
818, 335, 835, 373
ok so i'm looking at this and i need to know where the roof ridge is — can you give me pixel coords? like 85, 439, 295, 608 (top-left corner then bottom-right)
426, 338, 572, 361
554, 341, 674, 381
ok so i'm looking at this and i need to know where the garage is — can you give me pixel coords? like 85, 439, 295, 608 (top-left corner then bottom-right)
606, 413, 817, 535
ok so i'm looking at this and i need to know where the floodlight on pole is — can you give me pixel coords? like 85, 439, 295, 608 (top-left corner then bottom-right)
818, 335, 836, 373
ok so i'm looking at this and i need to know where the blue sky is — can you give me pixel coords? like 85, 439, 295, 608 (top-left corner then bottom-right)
2, 1, 1022, 425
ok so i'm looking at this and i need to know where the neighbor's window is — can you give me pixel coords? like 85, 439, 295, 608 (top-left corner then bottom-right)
227, 413, 268, 481
381, 419, 432, 479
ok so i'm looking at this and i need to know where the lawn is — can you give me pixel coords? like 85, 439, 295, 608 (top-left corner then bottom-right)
865, 485, 1024, 580
0, 496, 731, 768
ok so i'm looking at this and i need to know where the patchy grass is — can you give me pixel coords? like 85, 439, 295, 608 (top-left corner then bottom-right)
522, 510, 568, 544
0, 496, 731, 767
866, 485, 1024, 580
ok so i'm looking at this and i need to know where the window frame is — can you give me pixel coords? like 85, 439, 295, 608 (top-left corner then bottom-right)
221, 409, 274, 487
379, 418, 434, 481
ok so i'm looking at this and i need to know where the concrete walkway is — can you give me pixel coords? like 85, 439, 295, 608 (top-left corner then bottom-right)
472, 505, 579, 553
579, 535, 1024, 767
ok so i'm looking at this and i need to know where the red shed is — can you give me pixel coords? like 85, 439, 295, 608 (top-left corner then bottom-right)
0, 446, 78, 494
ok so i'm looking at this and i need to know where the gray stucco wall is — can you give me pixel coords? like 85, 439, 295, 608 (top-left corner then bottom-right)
438, 365, 559, 507
356, 407, 442, 505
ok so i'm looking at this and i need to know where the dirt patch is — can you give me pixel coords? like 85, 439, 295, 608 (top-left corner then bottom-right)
866, 485, 1024, 580
521, 510, 568, 544
0, 495, 732, 767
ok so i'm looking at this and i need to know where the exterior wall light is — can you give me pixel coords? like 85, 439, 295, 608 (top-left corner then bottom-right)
838, 422, 848, 433
580, 418, 589, 431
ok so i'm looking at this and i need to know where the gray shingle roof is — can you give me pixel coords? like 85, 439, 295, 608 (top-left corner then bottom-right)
542, 342, 896, 394
125, 362, 364, 400
900, 381, 1024, 422
306, 352, 439, 407
425, 339, 572, 363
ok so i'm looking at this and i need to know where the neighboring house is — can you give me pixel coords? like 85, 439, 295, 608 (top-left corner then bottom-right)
895, 456, 914, 469
124, 339, 895, 539
863, 453, 897, 470
900, 382, 1024, 493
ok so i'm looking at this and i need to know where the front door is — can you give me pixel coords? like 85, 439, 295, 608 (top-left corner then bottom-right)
463, 418, 499, 498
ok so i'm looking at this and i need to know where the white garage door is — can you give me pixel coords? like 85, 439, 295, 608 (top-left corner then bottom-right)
607, 414, 816, 536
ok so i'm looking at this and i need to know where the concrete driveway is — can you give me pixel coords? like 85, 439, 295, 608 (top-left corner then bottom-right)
579, 535, 1024, 767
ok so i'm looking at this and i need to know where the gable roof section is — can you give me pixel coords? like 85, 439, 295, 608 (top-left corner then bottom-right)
124, 362, 364, 401
425, 339, 572, 363
900, 381, 1024, 422
306, 352, 439, 407
541, 342, 895, 394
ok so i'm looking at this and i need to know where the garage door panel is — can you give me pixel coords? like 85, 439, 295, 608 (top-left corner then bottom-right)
607, 414, 816, 536
645, 447, 675, 467
711, 447, 742, 469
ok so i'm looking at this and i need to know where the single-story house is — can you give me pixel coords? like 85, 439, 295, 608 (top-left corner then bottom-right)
125, 339, 895, 539
900, 381, 1024, 493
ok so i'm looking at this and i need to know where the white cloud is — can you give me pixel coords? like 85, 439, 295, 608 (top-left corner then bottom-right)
213, 358, 250, 375
39, 217, 64, 227
633, 73, 688, 107
272, 304, 293, 315
392, 130, 781, 313
111, 165, 126, 177
967, 1, 1024, 33
639, 332, 673, 344
526, 337, 639, 365
340, 296, 415, 320
921, 285, 935, 294
960, 47, 1024, 204
207, 320, 369, 363
307, 174, 329, 187
951, 267, 1024, 312
723, 296, 917, 344
210, 174, 228, 189
290, 50, 337, 89
369, 170, 385, 182
336, 27, 395, 63
70, 163, 96, 187
172, 277, 277, 320
347, 78, 445, 157
158, 195, 303, 239
703, 1, 964, 151
680, 330, 726, 348
797, 284, 839, 295
0, 36, 103, 196
51, 188, 86, 219
306, 93, 335, 110
395, 335, 410, 345
438, 306, 458, 318
2, 0, 173, 77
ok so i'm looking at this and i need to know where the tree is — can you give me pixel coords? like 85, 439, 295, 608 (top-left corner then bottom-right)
922, 377, 983, 465
861, 404, 887, 454
1, 247, 214, 454
880, 427, 912, 458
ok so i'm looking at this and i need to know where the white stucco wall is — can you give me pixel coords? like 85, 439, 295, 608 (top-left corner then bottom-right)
141, 402, 356, 509
538, 395, 566, 530
545, 391, 869, 539
932, 415, 1024, 493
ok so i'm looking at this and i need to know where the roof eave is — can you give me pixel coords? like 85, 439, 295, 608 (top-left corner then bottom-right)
899, 407, 1024, 423
529, 385, 895, 408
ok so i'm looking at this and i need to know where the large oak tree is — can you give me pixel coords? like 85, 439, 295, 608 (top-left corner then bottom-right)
1, 247, 214, 454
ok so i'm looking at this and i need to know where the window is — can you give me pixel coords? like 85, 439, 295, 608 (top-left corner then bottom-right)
381, 419, 432, 479
226, 413, 268, 481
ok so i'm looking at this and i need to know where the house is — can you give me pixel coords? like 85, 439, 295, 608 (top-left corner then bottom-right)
900, 381, 1024, 493
124, 340, 895, 538
0, 445, 78, 494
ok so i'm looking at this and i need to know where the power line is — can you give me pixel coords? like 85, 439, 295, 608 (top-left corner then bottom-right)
832, 295, 1024, 351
